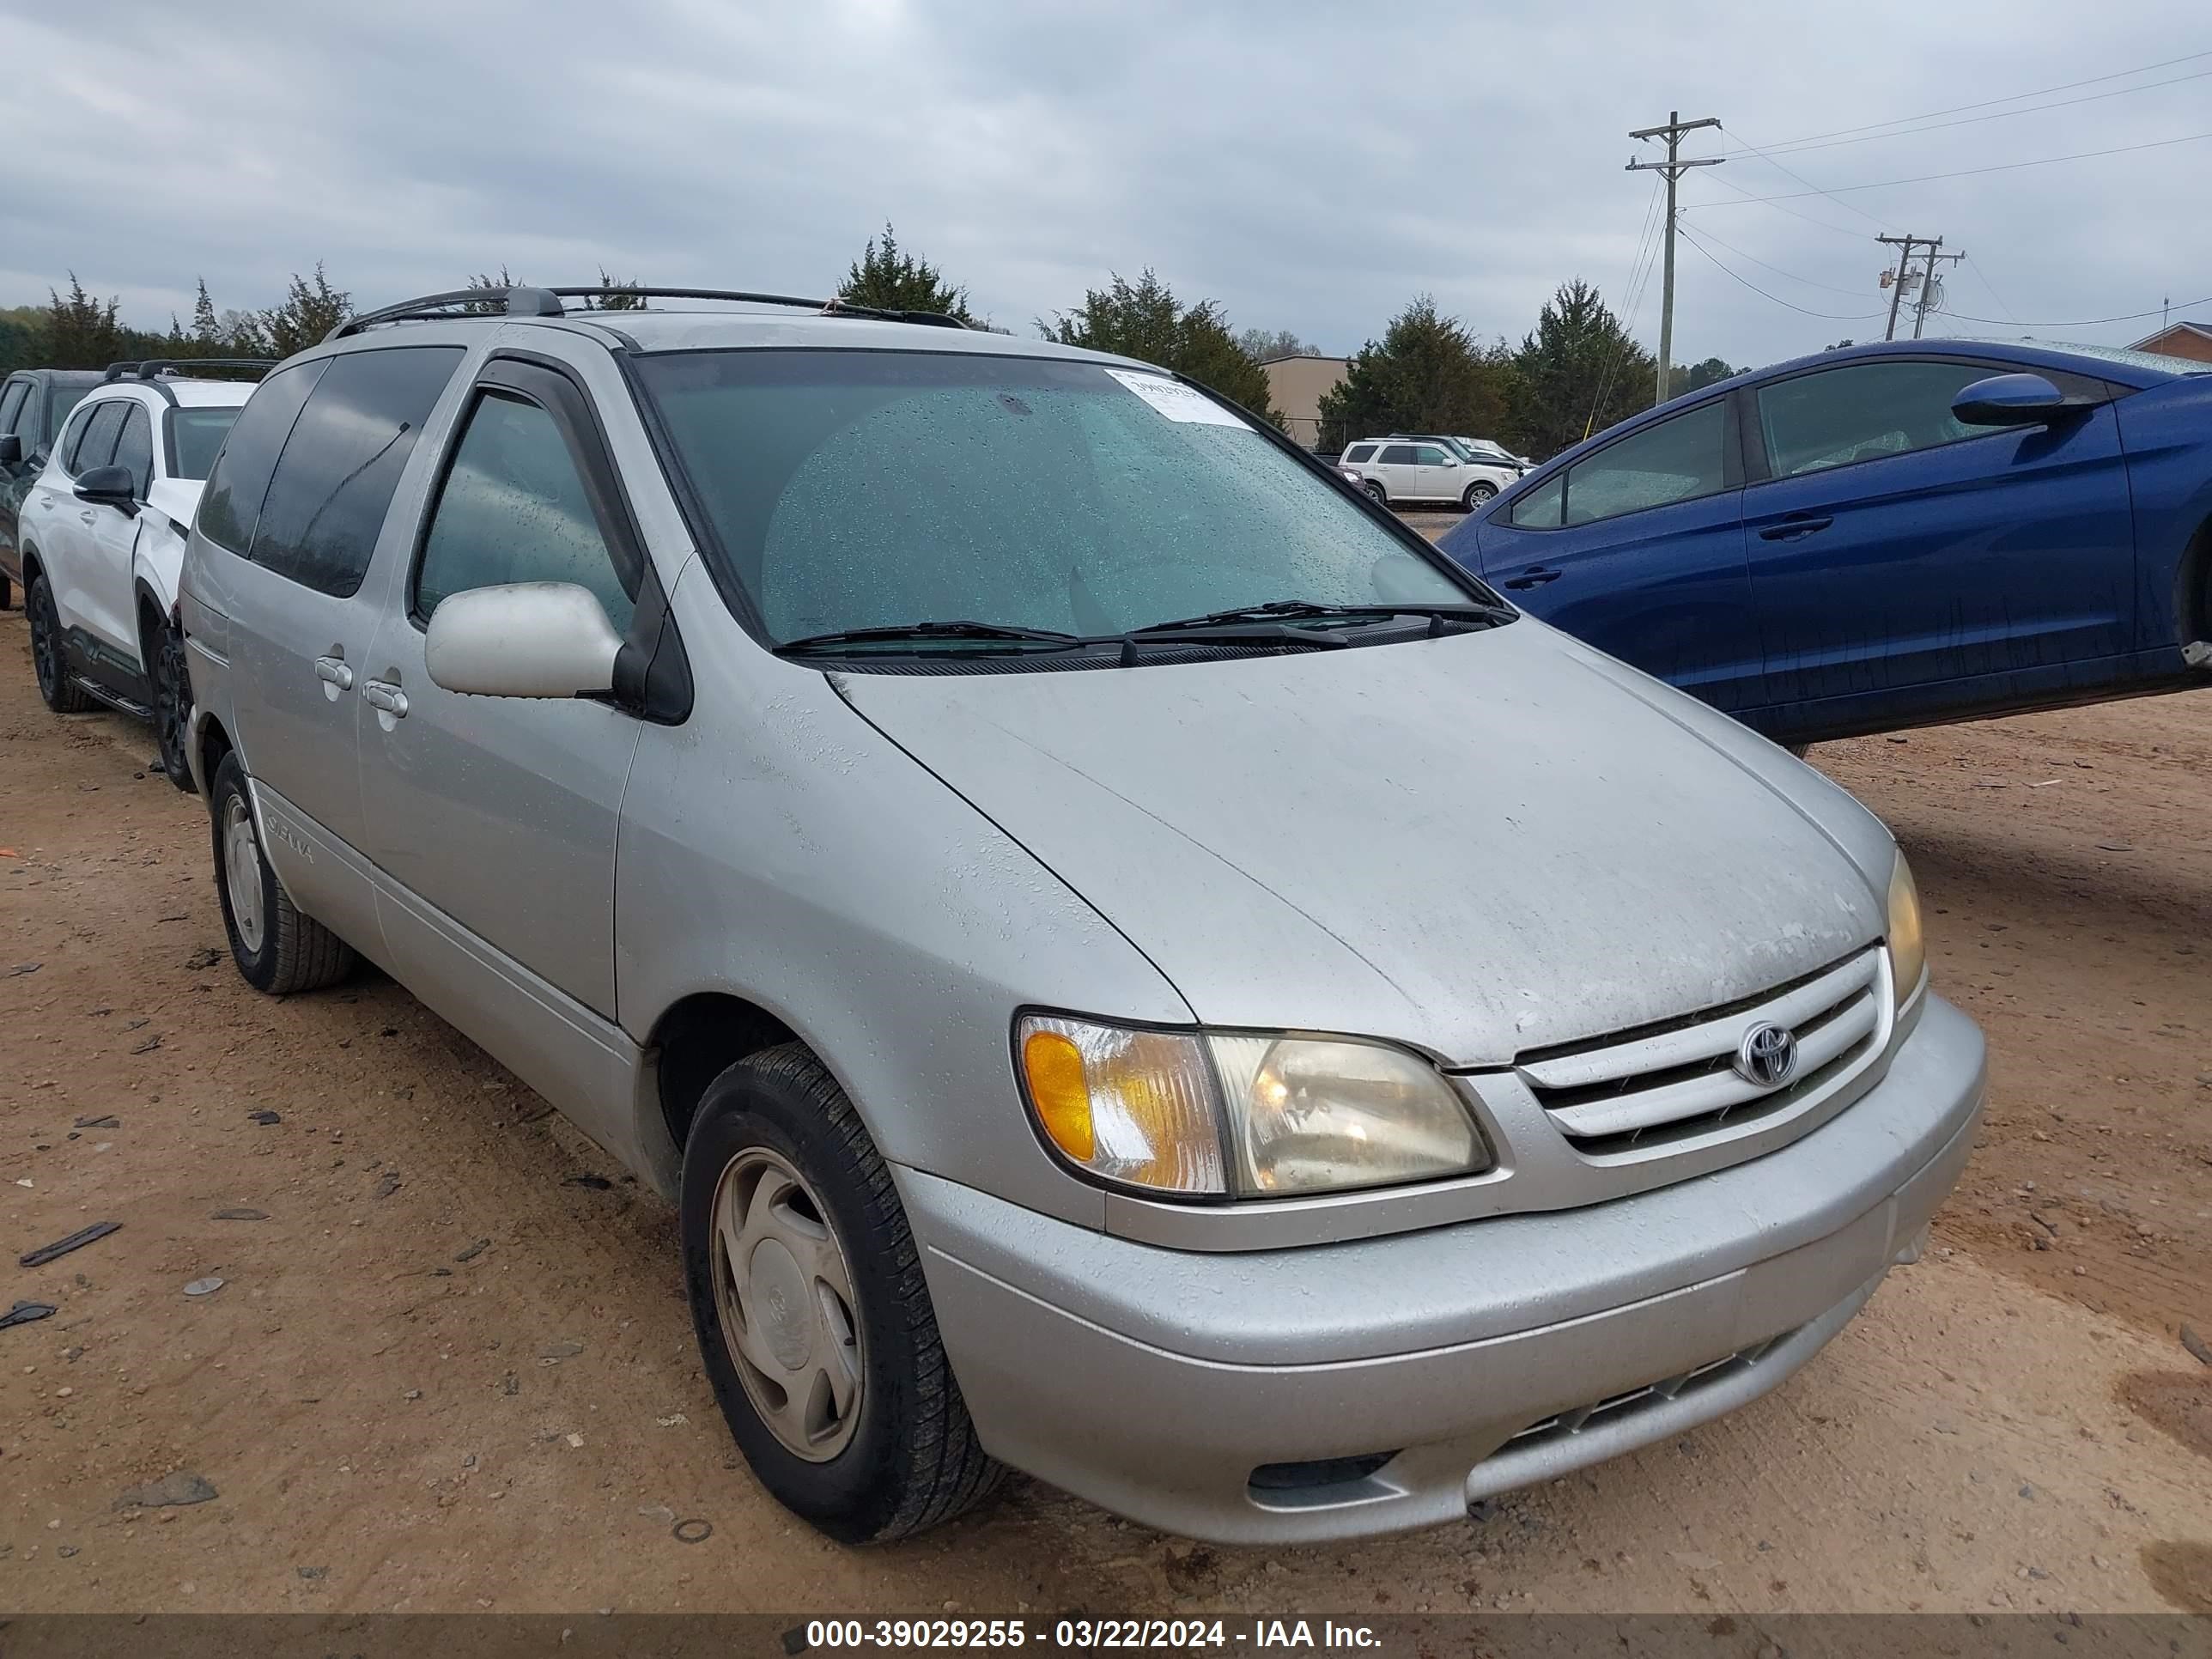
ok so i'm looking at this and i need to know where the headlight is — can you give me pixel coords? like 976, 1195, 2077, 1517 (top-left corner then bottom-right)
1887, 850, 1926, 1011
1016, 1014, 1490, 1199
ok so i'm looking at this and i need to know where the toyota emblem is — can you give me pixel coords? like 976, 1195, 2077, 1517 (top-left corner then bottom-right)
1735, 1023, 1800, 1089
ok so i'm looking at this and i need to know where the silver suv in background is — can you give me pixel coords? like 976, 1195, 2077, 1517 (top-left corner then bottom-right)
1339, 436, 1519, 507
179, 284, 1983, 1546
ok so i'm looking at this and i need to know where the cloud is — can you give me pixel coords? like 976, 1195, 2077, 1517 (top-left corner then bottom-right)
3, 0, 2204, 367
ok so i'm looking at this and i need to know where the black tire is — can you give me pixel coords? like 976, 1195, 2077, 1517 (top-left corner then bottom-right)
209, 751, 356, 994
27, 571, 94, 714
1362, 480, 1389, 507
1463, 481, 1498, 508
149, 617, 194, 793
682, 1043, 1004, 1543
0, 571, 12, 611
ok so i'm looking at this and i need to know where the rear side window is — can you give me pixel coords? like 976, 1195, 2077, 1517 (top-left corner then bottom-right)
1562, 401, 1728, 526
1342, 443, 1377, 464
248, 346, 463, 597
0, 383, 25, 438
112, 404, 155, 498
167, 406, 240, 482
1509, 471, 1565, 528
198, 361, 329, 555
66, 401, 126, 476
45, 385, 89, 447
414, 390, 636, 633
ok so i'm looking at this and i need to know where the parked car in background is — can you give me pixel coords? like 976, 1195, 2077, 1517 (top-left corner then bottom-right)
0, 367, 104, 610
1439, 337, 2212, 748
179, 283, 1981, 1548
16, 361, 265, 783
1454, 436, 1532, 470
1340, 436, 1519, 507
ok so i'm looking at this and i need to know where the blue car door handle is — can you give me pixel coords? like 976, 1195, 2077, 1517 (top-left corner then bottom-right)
1759, 514, 1833, 542
1503, 566, 1562, 590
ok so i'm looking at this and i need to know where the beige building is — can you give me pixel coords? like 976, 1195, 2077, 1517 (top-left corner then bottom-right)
1260, 354, 1348, 448
2127, 321, 2212, 364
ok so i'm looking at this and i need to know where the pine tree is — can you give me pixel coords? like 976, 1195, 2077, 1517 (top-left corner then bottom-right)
1317, 296, 1514, 452
41, 275, 125, 369
190, 278, 222, 356
1509, 280, 1655, 459
257, 264, 351, 358
839, 224, 976, 324
1041, 271, 1279, 422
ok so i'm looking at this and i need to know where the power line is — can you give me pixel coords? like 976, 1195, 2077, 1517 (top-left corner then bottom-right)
1686, 130, 2212, 204
1676, 222, 1875, 297
1736, 66, 2212, 160
1719, 125, 1900, 233
1716, 48, 2212, 155
1688, 168, 1881, 245
1674, 227, 1887, 321
1960, 255, 2018, 325
1586, 176, 1667, 435
1923, 291, 2212, 328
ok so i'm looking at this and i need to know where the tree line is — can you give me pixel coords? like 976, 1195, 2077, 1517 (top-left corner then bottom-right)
4, 227, 1741, 461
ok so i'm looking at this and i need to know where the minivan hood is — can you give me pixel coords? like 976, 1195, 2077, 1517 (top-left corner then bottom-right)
836, 622, 1885, 1065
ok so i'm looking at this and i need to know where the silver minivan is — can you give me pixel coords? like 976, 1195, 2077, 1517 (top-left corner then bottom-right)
179, 285, 1984, 1547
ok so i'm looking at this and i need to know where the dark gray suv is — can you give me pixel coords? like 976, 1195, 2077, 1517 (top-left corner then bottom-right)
0, 368, 103, 610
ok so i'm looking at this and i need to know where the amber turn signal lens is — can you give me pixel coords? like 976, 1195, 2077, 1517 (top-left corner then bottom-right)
1022, 1029, 1094, 1162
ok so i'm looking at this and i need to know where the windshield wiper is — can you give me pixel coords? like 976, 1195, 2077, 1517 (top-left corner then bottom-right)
776, 620, 1085, 655
1134, 599, 1515, 635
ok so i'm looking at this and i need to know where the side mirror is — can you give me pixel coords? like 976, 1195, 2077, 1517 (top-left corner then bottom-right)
74, 464, 137, 512
1951, 373, 2077, 428
424, 580, 624, 699
0, 433, 20, 469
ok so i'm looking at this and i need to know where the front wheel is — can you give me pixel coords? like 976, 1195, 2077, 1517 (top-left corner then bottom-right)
683, 1044, 1003, 1543
0, 571, 12, 611
150, 619, 195, 793
27, 573, 94, 714
1362, 480, 1388, 507
1463, 481, 1498, 508
210, 752, 356, 994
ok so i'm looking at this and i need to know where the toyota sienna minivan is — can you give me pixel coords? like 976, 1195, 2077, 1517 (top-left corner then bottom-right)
178, 283, 1984, 1546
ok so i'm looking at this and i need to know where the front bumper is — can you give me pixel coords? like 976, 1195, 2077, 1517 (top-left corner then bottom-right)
905, 994, 1984, 1545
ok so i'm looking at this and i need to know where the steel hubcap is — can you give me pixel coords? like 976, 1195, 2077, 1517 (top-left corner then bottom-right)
710, 1147, 863, 1462
222, 798, 264, 953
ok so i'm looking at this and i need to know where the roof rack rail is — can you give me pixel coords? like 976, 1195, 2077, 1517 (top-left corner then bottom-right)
102, 358, 276, 382
325, 284, 969, 343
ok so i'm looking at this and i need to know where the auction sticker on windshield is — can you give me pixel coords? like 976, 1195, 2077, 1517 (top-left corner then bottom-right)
1104, 368, 1250, 428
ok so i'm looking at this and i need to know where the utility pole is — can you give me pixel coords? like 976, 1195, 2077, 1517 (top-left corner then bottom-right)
1876, 234, 1950, 339
1627, 112, 1723, 404
1911, 244, 1966, 338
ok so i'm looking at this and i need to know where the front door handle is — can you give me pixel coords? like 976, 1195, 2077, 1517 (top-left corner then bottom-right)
313, 656, 354, 690
1759, 514, 1833, 542
362, 680, 409, 719
1503, 567, 1562, 590
79, 511, 96, 526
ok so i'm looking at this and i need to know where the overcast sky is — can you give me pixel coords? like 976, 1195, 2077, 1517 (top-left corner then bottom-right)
3, 0, 2205, 371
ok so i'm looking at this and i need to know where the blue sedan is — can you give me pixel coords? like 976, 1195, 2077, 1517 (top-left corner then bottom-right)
1436, 337, 2212, 746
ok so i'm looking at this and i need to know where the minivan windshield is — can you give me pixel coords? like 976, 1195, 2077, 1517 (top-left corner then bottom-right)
635, 350, 1478, 648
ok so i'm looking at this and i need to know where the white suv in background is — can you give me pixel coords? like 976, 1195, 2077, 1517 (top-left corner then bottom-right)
17, 361, 265, 785
1338, 437, 1518, 508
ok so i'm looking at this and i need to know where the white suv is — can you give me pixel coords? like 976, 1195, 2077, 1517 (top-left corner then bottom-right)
1338, 437, 1518, 509
18, 362, 265, 784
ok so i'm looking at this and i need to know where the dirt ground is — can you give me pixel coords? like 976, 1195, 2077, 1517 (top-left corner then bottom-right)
2, 597, 2209, 1617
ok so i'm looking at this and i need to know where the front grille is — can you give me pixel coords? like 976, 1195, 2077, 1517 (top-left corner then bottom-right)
1517, 948, 1886, 1156
1502, 1328, 1802, 1452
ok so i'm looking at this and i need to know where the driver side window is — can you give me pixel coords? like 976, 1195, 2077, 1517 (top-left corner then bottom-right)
1755, 361, 1997, 480
415, 390, 636, 634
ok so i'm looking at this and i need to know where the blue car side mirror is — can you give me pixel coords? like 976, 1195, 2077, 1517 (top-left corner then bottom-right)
1951, 373, 2077, 427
